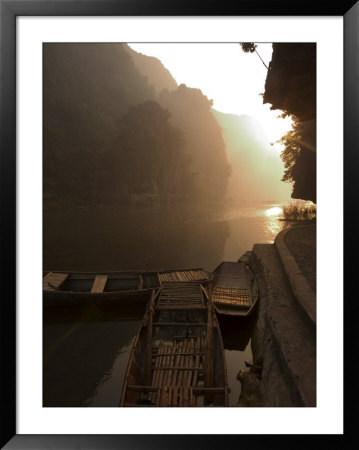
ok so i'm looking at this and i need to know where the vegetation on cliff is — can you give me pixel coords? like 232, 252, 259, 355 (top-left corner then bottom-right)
263, 43, 316, 203
102, 100, 191, 202
43, 43, 230, 209
159, 85, 231, 200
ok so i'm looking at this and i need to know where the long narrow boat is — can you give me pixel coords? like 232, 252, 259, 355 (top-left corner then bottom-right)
120, 282, 228, 407
210, 261, 259, 318
43, 268, 212, 307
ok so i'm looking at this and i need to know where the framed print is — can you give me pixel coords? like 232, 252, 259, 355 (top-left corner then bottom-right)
1, 0, 356, 448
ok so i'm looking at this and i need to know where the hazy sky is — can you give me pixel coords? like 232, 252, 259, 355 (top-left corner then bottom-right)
129, 43, 292, 152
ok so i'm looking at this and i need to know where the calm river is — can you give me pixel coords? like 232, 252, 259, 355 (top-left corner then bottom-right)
43, 201, 288, 406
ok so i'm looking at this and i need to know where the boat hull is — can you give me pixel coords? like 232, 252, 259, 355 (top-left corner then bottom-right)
210, 261, 259, 318
120, 283, 228, 407
43, 268, 212, 307
43, 288, 155, 307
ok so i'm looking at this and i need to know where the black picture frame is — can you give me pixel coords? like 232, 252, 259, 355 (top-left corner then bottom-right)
1, 0, 356, 448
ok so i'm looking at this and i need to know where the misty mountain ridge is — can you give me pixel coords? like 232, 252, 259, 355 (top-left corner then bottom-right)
43, 43, 288, 209
125, 45, 178, 95
213, 110, 291, 202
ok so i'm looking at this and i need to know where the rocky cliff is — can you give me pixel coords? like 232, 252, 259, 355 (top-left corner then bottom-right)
43, 43, 230, 208
263, 44, 316, 203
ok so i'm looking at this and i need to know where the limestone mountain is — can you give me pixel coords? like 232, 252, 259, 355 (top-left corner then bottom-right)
43, 44, 230, 208
159, 85, 231, 200
125, 45, 178, 95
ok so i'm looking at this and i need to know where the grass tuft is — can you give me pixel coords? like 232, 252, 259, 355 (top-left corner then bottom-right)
282, 203, 316, 221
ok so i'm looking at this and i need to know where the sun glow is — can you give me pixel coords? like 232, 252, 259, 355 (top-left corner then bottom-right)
265, 206, 283, 217
129, 43, 293, 152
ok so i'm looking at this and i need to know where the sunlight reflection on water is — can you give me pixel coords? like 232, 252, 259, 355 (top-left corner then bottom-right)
44, 201, 290, 407
265, 206, 283, 217
264, 215, 283, 242
263, 206, 284, 242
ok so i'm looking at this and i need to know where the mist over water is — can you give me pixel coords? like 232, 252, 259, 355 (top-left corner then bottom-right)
43, 201, 287, 272
41, 42, 316, 408
43, 201, 287, 407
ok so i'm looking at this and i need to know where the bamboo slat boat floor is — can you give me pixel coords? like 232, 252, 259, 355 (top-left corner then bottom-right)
147, 283, 207, 406
156, 282, 205, 310
149, 335, 205, 407
122, 281, 227, 407
159, 270, 208, 283
212, 262, 258, 311
212, 286, 253, 307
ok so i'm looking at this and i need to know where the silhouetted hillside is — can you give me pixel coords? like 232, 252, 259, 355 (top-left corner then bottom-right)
44, 43, 156, 206
43, 44, 230, 209
159, 85, 231, 199
125, 45, 178, 95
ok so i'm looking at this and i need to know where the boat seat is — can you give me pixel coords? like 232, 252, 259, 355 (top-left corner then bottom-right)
91, 275, 108, 293
43, 272, 68, 290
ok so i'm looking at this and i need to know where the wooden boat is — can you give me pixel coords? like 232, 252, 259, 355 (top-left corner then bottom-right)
43, 268, 212, 307
120, 282, 228, 407
210, 261, 259, 317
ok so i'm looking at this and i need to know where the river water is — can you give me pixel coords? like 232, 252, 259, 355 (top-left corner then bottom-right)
43, 201, 288, 407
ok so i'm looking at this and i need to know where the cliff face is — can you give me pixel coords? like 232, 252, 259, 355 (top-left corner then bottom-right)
263, 44, 316, 203
43, 44, 230, 208
159, 85, 231, 200
263, 43, 316, 122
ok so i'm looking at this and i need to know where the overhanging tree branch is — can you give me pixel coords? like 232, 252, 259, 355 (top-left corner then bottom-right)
240, 43, 269, 70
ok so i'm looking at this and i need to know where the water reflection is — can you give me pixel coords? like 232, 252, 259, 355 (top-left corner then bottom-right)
84, 339, 135, 407
43, 305, 257, 407
218, 311, 257, 406
263, 207, 283, 242
43, 202, 288, 273
43, 305, 142, 407
43, 204, 231, 272
265, 206, 283, 217
43, 202, 286, 406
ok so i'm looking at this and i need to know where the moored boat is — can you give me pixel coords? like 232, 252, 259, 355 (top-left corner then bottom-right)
120, 282, 228, 407
43, 268, 212, 307
210, 261, 259, 317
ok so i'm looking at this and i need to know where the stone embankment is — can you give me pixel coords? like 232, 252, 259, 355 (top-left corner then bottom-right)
238, 224, 316, 407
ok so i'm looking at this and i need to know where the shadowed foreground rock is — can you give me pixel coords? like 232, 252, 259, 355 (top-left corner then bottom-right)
238, 224, 316, 407
236, 368, 263, 407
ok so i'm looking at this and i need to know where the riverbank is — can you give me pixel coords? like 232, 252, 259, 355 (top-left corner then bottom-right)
238, 223, 316, 407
